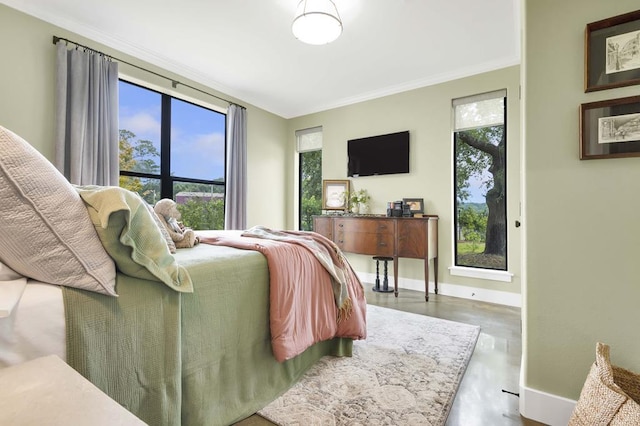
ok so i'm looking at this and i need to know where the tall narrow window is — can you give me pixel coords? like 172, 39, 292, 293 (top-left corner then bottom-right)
453, 90, 507, 270
297, 127, 323, 231
118, 80, 227, 230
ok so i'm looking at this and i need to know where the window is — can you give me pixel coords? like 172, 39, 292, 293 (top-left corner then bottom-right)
453, 90, 507, 270
296, 127, 323, 231
118, 80, 227, 230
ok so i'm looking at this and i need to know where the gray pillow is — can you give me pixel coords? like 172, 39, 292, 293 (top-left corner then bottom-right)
0, 126, 116, 296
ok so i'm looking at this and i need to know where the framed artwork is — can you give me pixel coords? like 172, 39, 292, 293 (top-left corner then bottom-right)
402, 198, 424, 215
585, 9, 640, 92
322, 179, 350, 210
580, 95, 640, 160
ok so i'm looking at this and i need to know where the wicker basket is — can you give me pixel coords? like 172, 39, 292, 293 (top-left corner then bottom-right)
568, 342, 640, 425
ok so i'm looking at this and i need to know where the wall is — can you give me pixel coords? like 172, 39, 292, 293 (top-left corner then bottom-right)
0, 4, 289, 230
287, 66, 522, 302
522, 0, 640, 423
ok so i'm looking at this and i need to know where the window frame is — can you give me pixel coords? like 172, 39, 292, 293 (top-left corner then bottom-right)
451, 91, 509, 275
296, 127, 323, 231
118, 79, 227, 201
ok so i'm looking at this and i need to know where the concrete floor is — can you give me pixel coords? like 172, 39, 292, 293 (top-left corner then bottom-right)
235, 287, 545, 426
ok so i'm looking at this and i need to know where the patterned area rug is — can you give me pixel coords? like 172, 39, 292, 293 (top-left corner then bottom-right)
258, 304, 480, 425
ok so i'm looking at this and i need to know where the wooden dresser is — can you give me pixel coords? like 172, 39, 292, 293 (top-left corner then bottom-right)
313, 215, 438, 301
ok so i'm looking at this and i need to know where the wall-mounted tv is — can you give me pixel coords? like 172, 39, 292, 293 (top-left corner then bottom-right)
347, 131, 410, 177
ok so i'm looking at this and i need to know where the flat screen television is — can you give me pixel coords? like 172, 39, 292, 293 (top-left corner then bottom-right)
347, 131, 410, 177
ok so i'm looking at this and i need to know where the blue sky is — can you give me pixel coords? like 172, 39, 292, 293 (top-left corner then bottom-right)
119, 81, 226, 181
467, 172, 490, 203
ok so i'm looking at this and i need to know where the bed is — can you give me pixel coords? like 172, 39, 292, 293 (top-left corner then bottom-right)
0, 125, 367, 425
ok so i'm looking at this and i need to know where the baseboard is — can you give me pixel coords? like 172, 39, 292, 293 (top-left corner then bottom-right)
357, 272, 521, 308
519, 384, 576, 426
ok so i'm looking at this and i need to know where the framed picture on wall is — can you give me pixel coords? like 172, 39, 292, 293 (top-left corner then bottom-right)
580, 95, 640, 159
322, 180, 350, 210
585, 9, 640, 92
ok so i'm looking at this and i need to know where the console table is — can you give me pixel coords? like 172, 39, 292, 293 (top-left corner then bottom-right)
313, 215, 438, 301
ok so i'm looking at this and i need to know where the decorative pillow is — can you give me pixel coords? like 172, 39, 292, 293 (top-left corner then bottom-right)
75, 186, 193, 293
0, 126, 117, 296
144, 202, 177, 254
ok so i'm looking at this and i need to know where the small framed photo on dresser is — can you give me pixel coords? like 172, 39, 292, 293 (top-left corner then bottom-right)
402, 198, 424, 216
322, 180, 350, 210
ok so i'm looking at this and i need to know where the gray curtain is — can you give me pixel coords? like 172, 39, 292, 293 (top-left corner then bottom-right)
55, 41, 119, 186
224, 104, 247, 230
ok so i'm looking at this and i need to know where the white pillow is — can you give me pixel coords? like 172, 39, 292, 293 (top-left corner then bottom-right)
0, 278, 27, 318
0, 261, 26, 318
0, 126, 116, 296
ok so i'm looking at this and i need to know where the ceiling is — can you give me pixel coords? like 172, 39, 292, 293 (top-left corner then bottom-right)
3, 0, 521, 119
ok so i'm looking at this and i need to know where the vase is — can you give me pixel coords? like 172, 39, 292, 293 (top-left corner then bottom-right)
351, 204, 360, 214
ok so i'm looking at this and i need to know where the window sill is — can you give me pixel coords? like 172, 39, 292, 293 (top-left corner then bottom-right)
448, 266, 513, 283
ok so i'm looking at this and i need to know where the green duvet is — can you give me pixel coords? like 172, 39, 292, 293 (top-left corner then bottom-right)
63, 242, 351, 426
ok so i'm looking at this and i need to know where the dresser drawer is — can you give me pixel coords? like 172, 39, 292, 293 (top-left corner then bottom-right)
335, 218, 394, 256
334, 218, 393, 234
312, 216, 333, 240
397, 219, 427, 258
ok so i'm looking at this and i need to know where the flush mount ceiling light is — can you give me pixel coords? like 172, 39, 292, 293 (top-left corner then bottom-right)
292, 0, 343, 45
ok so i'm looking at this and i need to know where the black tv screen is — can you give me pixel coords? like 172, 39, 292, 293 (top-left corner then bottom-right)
347, 131, 410, 177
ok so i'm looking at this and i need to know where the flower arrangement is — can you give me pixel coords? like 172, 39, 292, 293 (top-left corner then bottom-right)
348, 189, 370, 214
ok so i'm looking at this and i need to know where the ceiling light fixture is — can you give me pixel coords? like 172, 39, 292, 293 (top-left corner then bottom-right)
292, 0, 343, 45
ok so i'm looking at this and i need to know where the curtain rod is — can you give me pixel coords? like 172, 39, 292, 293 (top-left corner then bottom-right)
52, 36, 245, 109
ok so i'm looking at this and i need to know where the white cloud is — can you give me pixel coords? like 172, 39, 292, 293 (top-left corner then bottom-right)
171, 131, 226, 179
120, 112, 161, 142
194, 132, 225, 155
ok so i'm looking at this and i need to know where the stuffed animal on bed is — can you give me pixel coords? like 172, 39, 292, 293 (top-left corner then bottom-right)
154, 199, 199, 249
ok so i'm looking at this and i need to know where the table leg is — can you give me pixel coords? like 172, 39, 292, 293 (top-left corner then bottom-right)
393, 257, 399, 297
434, 257, 439, 294
424, 258, 429, 302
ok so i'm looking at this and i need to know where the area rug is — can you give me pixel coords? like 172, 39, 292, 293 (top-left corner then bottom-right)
258, 304, 481, 425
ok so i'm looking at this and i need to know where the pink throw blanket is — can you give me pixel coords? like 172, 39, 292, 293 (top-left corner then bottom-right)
198, 228, 367, 362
